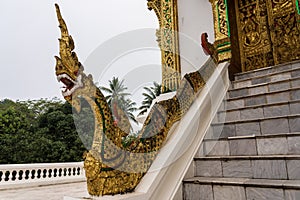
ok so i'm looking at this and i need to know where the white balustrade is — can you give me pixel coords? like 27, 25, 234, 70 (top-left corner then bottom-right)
0, 162, 85, 190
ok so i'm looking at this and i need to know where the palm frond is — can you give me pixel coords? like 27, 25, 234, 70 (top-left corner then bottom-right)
99, 77, 138, 126
138, 82, 162, 116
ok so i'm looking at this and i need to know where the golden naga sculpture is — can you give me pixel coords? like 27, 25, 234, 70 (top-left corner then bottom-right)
54, 4, 216, 196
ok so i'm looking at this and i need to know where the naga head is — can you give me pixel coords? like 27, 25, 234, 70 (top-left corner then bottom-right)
54, 4, 96, 112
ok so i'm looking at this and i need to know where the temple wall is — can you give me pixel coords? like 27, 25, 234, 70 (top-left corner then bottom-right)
177, 0, 214, 76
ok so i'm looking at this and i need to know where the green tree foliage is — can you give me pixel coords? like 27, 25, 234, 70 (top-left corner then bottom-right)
0, 98, 85, 164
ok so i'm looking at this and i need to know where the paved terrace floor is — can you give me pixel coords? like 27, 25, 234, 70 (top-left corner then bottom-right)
0, 181, 89, 200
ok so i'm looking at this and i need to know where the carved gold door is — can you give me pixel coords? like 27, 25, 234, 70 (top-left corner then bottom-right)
267, 0, 300, 65
235, 0, 300, 72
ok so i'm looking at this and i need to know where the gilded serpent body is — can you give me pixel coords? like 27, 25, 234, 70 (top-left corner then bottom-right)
54, 4, 216, 196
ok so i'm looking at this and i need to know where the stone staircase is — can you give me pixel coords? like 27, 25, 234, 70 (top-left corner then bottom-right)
182, 61, 300, 200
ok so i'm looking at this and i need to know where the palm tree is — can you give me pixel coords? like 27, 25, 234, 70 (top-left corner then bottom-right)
100, 77, 138, 133
100, 77, 130, 106
138, 82, 161, 116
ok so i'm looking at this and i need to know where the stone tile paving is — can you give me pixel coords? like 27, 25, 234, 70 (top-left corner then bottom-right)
0, 182, 89, 200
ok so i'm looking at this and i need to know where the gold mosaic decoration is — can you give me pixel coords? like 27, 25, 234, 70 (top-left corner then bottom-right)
209, 0, 232, 63
147, 0, 181, 92
267, 0, 300, 65
54, 4, 217, 196
234, 0, 300, 71
209, 0, 300, 71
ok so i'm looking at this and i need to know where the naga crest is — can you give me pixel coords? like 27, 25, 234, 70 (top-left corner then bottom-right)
54, 4, 96, 112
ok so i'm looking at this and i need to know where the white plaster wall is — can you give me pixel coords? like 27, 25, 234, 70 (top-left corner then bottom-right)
178, 0, 214, 76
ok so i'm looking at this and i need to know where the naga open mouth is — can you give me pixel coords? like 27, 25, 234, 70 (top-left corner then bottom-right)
57, 73, 83, 97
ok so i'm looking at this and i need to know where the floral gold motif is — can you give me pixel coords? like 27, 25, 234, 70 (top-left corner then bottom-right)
235, 0, 300, 71
209, 0, 232, 63
147, 0, 181, 92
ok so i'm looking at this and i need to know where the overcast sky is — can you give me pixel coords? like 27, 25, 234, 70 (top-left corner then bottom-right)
0, 0, 159, 101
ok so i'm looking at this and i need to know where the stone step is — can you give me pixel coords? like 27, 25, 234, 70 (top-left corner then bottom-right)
234, 61, 300, 81
233, 67, 300, 90
209, 114, 300, 139
224, 87, 300, 111
226, 85, 300, 106
233, 61, 300, 88
216, 100, 300, 124
199, 133, 300, 157
194, 155, 300, 180
183, 177, 300, 200
229, 77, 300, 99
